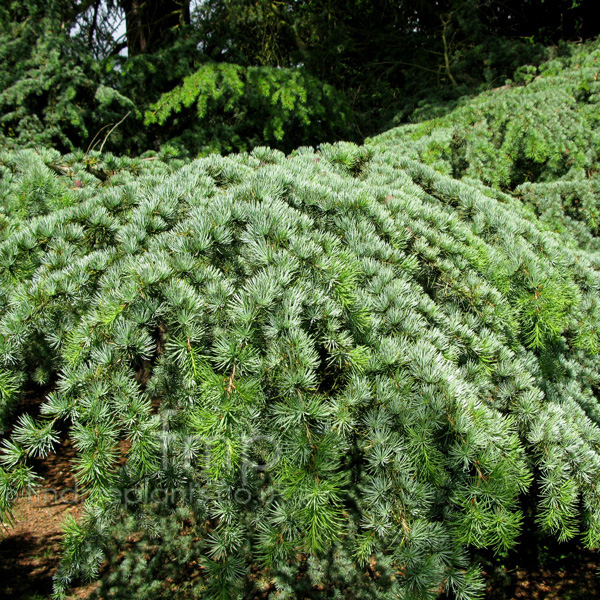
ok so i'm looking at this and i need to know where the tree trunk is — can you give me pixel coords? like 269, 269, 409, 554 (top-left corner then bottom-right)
120, 0, 190, 56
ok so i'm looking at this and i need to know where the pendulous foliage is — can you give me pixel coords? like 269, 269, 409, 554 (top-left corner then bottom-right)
4, 27, 600, 600
2, 122, 600, 598
144, 63, 352, 155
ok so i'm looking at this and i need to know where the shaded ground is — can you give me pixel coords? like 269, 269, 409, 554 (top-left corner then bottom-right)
0, 389, 96, 600
0, 433, 97, 600
482, 546, 600, 599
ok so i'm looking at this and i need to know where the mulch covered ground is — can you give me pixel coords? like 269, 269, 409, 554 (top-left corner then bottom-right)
482, 547, 599, 599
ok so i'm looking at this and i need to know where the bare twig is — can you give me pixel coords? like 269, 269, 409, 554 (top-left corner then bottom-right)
85, 122, 113, 155
98, 111, 131, 154
441, 14, 458, 87
46, 163, 73, 177
226, 364, 237, 397
86, 164, 108, 182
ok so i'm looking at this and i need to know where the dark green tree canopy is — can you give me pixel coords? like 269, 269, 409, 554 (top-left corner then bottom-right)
1, 0, 598, 156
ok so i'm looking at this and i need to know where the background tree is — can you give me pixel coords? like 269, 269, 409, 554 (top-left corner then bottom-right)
1, 0, 599, 154
120, 0, 190, 55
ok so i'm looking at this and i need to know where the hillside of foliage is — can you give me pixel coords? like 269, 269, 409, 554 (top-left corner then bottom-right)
2, 36, 600, 600
371, 38, 600, 252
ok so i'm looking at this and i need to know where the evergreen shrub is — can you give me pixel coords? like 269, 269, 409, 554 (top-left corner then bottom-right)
2, 130, 600, 599
144, 63, 353, 155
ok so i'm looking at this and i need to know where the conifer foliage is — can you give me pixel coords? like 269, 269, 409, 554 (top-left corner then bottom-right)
144, 63, 351, 154
371, 39, 600, 250
3, 38, 600, 600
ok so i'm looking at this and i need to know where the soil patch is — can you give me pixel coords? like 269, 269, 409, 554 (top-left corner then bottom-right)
0, 433, 96, 600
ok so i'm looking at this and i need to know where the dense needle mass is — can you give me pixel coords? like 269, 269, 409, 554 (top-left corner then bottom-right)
2, 36, 600, 600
